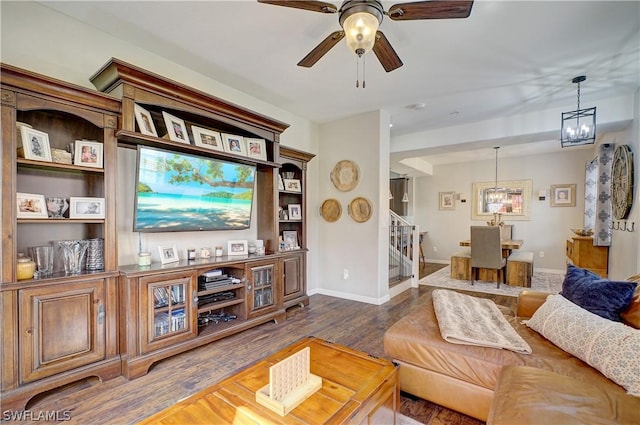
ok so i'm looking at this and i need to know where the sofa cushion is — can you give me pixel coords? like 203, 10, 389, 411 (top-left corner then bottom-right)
622, 276, 640, 329
560, 264, 637, 322
526, 294, 640, 396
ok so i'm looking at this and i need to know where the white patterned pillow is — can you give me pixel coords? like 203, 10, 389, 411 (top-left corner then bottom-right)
526, 294, 640, 396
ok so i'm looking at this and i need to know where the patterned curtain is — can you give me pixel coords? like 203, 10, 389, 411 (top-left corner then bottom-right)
594, 143, 614, 246
584, 158, 597, 231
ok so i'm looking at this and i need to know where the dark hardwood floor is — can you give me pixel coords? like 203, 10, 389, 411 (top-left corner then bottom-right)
20, 264, 509, 425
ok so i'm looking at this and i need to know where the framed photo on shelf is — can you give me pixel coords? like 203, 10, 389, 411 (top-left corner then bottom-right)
282, 230, 299, 249
20, 127, 52, 162
69, 197, 106, 219
288, 204, 302, 220
439, 191, 456, 210
283, 179, 301, 193
191, 126, 224, 151
550, 184, 576, 207
16, 193, 48, 219
278, 174, 285, 191
134, 104, 158, 137
74, 140, 103, 168
162, 111, 191, 144
227, 240, 248, 256
245, 138, 267, 160
158, 244, 179, 264
222, 134, 247, 156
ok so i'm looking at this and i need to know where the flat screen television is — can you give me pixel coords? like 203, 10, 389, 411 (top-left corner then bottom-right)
134, 146, 256, 232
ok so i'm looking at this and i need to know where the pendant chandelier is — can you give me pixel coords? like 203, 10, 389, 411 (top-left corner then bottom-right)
561, 75, 596, 148
487, 147, 504, 213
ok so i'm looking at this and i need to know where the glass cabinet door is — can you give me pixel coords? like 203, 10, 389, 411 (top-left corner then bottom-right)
152, 283, 187, 337
252, 265, 274, 309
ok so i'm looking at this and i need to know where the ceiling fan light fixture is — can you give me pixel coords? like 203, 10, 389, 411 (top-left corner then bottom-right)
339, 1, 383, 56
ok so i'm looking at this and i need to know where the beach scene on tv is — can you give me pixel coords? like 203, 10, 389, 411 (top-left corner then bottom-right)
134, 147, 255, 232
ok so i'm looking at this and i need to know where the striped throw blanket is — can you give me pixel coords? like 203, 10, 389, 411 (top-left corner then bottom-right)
432, 289, 532, 354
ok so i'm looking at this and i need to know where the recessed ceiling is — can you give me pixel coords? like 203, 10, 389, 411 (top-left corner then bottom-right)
38, 1, 639, 169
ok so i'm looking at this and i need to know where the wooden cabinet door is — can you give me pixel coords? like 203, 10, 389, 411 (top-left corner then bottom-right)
18, 279, 106, 383
246, 260, 278, 319
282, 253, 303, 301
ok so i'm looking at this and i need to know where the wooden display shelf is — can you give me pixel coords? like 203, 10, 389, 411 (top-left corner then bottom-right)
197, 298, 243, 314
17, 158, 105, 174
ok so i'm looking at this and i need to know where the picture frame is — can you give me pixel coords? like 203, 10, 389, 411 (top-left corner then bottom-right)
282, 230, 299, 249
222, 134, 247, 156
158, 244, 179, 264
69, 197, 106, 219
283, 179, 301, 193
288, 204, 302, 220
191, 126, 224, 152
439, 191, 456, 210
227, 240, 248, 256
550, 184, 576, 207
162, 111, 191, 144
471, 179, 533, 221
16, 192, 48, 218
20, 127, 52, 162
74, 140, 103, 168
134, 104, 158, 137
245, 138, 267, 161
277, 174, 285, 191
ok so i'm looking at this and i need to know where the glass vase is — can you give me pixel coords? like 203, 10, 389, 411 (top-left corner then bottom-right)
57, 239, 89, 274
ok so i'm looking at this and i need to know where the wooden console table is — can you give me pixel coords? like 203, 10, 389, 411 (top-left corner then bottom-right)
138, 337, 400, 424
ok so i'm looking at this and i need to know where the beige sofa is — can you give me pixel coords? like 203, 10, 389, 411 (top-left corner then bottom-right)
383, 286, 640, 423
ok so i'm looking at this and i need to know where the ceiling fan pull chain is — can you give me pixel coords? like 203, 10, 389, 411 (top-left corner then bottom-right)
363, 55, 366, 89
356, 56, 359, 88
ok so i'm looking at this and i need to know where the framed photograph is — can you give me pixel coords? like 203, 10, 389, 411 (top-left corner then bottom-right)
20, 127, 52, 162
288, 204, 302, 220
16, 193, 48, 218
550, 184, 576, 207
74, 140, 103, 168
283, 179, 301, 193
191, 126, 224, 151
277, 174, 285, 191
439, 191, 456, 210
222, 134, 247, 156
69, 197, 106, 219
227, 240, 248, 256
158, 244, 179, 264
282, 230, 299, 249
134, 104, 158, 137
245, 138, 267, 161
162, 111, 191, 144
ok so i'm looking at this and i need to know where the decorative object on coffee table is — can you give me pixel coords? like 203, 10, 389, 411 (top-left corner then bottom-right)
330, 160, 360, 192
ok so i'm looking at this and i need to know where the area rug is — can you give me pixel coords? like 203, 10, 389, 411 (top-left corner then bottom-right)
419, 266, 563, 297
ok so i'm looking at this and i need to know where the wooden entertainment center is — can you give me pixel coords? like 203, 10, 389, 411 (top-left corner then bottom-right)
1, 60, 313, 409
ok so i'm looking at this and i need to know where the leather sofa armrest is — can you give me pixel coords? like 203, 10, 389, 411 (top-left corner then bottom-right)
517, 290, 551, 318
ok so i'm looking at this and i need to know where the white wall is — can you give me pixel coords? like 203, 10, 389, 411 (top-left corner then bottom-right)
414, 148, 595, 272
313, 111, 391, 304
1, 2, 322, 287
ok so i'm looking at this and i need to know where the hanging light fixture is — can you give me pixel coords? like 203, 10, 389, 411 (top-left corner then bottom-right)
487, 147, 505, 213
401, 192, 409, 203
561, 75, 596, 148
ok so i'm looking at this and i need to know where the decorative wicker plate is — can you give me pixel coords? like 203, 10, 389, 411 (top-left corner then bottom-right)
348, 197, 372, 223
320, 199, 342, 223
330, 160, 360, 192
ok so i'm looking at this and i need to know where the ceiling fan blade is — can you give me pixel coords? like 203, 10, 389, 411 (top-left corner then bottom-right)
257, 0, 337, 14
388, 0, 474, 20
372, 31, 403, 72
297, 31, 345, 68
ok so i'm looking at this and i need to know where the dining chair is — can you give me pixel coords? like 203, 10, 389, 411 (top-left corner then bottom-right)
470, 226, 507, 288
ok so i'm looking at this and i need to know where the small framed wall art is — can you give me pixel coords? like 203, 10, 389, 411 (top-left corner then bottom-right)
192, 126, 224, 152
158, 244, 179, 264
20, 127, 52, 162
16, 192, 48, 219
162, 111, 191, 144
69, 197, 106, 219
134, 104, 158, 137
222, 134, 247, 156
439, 191, 456, 210
550, 184, 576, 207
74, 140, 103, 168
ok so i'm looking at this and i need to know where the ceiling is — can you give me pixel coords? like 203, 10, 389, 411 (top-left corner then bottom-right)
39, 0, 640, 170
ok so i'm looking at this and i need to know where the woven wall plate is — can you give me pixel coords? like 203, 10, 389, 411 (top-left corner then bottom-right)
320, 198, 342, 223
348, 197, 373, 223
330, 160, 360, 192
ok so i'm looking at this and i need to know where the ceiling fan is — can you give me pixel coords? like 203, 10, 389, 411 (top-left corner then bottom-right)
258, 0, 474, 72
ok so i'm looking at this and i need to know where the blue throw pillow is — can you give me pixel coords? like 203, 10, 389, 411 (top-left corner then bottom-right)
560, 265, 637, 322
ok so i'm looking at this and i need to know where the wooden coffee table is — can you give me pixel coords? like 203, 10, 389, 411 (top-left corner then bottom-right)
139, 337, 400, 424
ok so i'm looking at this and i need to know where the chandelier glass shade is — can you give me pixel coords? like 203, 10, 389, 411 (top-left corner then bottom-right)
487, 147, 505, 213
561, 76, 596, 148
339, 1, 383, 57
